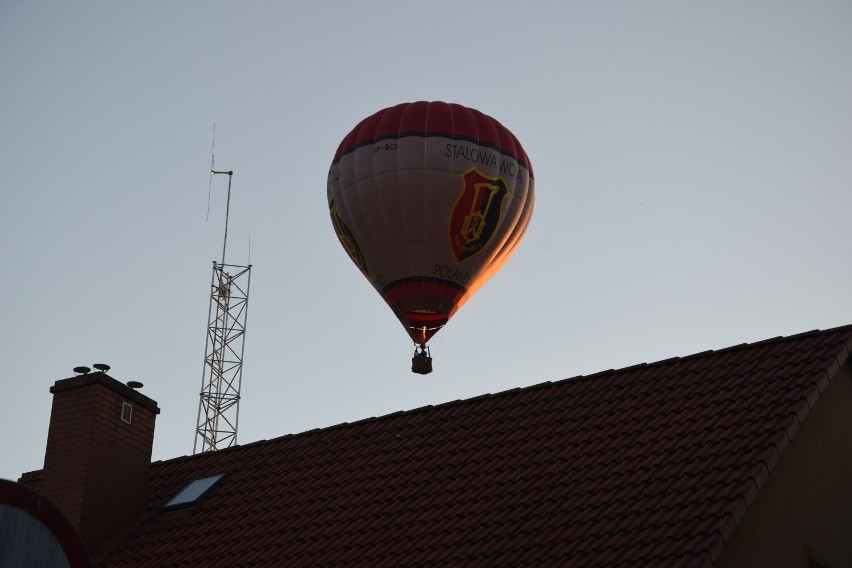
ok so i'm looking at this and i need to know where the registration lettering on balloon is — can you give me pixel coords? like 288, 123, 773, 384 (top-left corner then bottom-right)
449, 167, 509, 263
374, 142, 399, 154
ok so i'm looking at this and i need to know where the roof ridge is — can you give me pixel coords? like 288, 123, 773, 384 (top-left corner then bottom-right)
601, 322, 852, 374
151, 323, 852, 469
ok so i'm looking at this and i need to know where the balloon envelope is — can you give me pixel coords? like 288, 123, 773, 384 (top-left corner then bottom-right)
327, 101, 534, 344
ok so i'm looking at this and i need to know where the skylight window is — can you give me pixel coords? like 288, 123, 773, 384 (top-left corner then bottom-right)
163, 473, 226, 510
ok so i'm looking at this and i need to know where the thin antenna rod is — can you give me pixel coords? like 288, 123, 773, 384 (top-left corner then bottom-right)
211, 170, 234, 265
207, 123, 216, 221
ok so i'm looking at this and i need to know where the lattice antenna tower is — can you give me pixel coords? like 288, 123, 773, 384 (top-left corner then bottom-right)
194, 128, 252, 454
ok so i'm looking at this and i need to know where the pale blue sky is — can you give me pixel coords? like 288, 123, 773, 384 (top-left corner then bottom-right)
2, 1, 851, 481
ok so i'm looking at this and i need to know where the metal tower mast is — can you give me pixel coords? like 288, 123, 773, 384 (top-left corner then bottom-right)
194, 169, 252, 453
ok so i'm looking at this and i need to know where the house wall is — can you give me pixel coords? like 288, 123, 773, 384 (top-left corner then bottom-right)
715, 362, 852, 568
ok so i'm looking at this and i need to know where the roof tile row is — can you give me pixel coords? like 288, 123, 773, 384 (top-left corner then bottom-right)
94, 324, 852, 567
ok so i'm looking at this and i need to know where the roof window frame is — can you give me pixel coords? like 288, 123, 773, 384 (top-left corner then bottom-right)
162, 473, 227, 511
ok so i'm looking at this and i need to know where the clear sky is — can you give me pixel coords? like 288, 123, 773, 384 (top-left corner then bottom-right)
2, 1, 851, 482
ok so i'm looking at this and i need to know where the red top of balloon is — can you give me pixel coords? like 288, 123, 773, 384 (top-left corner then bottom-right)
332, 101, 533, 178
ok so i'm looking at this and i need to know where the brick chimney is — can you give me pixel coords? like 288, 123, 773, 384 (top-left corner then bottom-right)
19, 369, 160, 554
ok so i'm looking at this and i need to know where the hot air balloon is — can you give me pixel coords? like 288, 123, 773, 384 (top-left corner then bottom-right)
327, 101, 534, 374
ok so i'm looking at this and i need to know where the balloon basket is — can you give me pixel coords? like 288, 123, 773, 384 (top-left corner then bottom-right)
411, 345, 433, 375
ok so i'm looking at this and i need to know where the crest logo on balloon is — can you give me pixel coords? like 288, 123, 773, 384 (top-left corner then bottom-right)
449, 168, 509, 262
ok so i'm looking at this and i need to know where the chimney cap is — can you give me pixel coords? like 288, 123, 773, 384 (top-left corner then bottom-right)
127, 381, 144, 389
93, 363, 111, 372
73, 366, 90, 375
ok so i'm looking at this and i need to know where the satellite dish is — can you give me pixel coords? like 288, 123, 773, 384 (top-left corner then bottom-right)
93, 363, 111, 372
73, 366, 90, 375
127, 381, 144, 389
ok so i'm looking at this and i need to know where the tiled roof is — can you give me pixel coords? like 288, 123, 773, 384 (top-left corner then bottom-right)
94, 325, 852, 567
